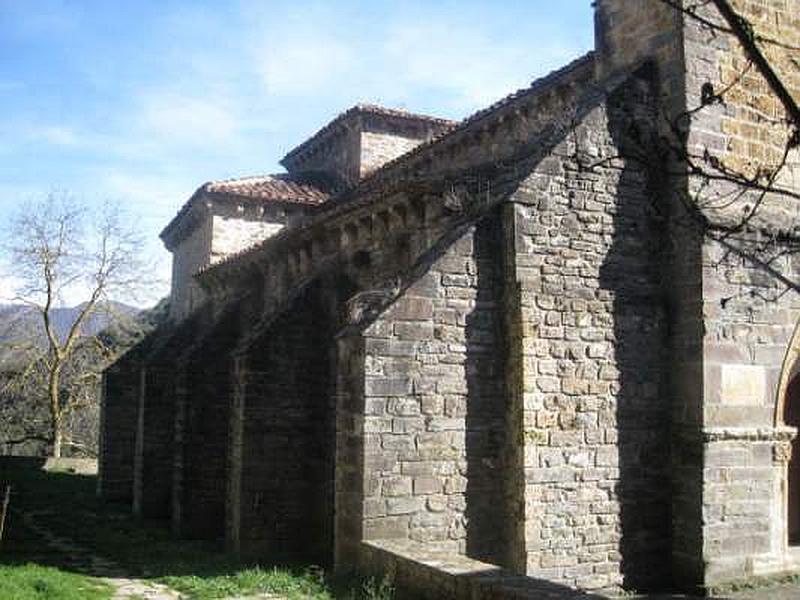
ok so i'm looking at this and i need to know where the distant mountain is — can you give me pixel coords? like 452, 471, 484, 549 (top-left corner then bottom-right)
0, 298, 170, 456
0, 301, 140, 346
0, 300, 171, 372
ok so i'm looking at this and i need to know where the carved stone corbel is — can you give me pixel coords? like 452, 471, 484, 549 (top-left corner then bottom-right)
345, 277, 402, 325
774, 441, 793, 465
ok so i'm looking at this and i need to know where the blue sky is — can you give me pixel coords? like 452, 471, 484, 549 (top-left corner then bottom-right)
0, 0, 594, 307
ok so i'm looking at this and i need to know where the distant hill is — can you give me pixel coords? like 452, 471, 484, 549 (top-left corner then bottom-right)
0, 299, 168, 369
0, 298, 169, 456
0, 302, 140, 343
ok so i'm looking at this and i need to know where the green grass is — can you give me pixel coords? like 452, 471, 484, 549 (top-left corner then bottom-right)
0, 458, 392, 599
159, 568, 394, 600
0, 563, 112, 600
160, 566, 332, 599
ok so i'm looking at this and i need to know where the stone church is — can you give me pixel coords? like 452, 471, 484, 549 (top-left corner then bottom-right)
99, 1, 800, 596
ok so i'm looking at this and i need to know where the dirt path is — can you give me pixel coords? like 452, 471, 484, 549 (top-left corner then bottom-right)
20, 509, 184, 599
16, 508, 288, 599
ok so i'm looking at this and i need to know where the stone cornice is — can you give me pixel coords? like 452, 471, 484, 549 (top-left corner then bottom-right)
199, 52, 599, 293
160, 194, 210, 252
703, 426, 797, 443
675, 425, 798, 443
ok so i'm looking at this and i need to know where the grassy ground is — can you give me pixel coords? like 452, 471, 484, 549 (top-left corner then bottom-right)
0, 564, 113, 600
0, 459, 391, 599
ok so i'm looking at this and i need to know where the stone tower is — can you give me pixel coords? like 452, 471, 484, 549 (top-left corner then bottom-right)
161, 106, 453, 322
596, 0, 800, 589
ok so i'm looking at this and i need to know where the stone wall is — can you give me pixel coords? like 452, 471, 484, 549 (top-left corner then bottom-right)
333, 333, 367, 567
360, 539, 617, 600
505, 76, 670, 591
359, 132, 427, 179
285, 125, 362, 190
211, 215, 284, 264
596, 0, 800, 589
281, 109, 452, 191
696, 235, 800, 583
170, 213, 212, 321
684, 0, 800, 587
179, 364, 232, 541
360, 218, 508, 565
170, 203, 293, 322
594, 0, 682, 84
101, 1, 800, 594
98, 365, 141, 502
175, 310, 244, 541
137, 369, 175, 519
236, 287, 336, 565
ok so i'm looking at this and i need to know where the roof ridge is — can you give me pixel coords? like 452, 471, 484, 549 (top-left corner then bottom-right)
352, 103, 458, 124
206, 173, 278, 186
201, 51, 597, 275
324, 51, 596, 206
160, 173, 329, 246
281, 103, 455, 167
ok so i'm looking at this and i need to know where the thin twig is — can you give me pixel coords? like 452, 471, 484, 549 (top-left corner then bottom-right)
0, 485, 11, 546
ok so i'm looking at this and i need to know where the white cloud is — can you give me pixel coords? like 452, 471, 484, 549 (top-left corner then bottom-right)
0, 1, 594, 315
0, 121, 88, 152
248, 7, 586, 117
0, 274, 21, 304
260, 32, 354, 96
382, 22, 576, 111
137, 91, 241, 146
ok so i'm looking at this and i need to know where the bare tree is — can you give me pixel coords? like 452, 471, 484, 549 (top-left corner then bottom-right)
2, 193, 146, 457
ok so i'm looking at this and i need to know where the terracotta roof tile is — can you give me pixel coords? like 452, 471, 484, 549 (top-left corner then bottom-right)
204, 174, 329, 205
160, 174, 328, 246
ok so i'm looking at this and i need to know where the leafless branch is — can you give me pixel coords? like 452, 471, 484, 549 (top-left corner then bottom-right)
1, 193, 148, 457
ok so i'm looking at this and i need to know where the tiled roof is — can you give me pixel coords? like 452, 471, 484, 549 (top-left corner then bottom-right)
160, 174, 328, 246
329, 53, 597, 203
281, 104, 457, 167
204, 174, 329, 205
201, 52, 597, 276
354, 103, 456, 125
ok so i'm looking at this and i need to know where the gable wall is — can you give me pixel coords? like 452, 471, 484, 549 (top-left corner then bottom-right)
359, 131, 427, 179
170, 202, 291, 321
210, 215, 285, 264
284, 126, 362, 190
170, 212, 213, 321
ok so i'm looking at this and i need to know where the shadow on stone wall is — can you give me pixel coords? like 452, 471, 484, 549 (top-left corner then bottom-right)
599, 67, 672, 591
178, 306, 244, 542
464, 213, 510, 565
240, 283, 337, 567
